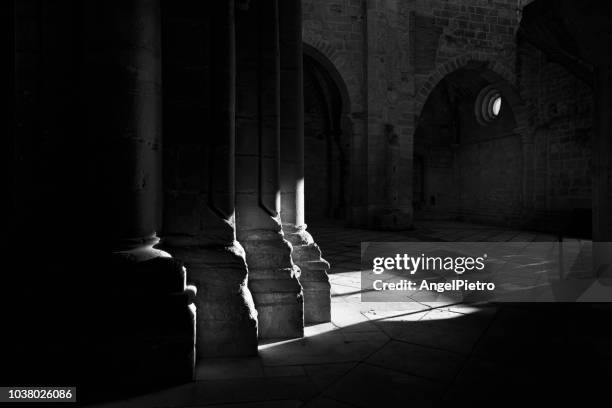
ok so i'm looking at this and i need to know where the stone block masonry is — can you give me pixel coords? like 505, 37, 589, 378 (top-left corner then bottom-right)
302, 0, 592, 234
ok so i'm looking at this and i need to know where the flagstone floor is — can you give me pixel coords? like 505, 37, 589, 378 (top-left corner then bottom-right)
90, 220, 612, 407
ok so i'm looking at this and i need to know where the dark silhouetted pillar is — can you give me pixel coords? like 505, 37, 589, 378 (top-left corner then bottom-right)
83, 0, 196, 386
279, 0, 331, 324
160, 0, 259, 357
236, 0, 304, 339
593, 63, 612, 282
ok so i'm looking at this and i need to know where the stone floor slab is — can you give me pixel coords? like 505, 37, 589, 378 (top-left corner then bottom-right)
322, 363, 443, 407
365, 340, 465, 382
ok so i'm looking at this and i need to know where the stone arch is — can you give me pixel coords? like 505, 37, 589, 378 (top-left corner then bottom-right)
412, 53, 534, 226
415, 54, 529, 136
302, 42, 352, 220
303, 42, 352, 115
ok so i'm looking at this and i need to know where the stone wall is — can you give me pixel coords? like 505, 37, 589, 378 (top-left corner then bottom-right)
302, 0, 521, 229
303, 0, 592, 234
518, 40, 593, 235
414, 65, 523, 226
303, 0, 365, 112
456, 72, 523, 225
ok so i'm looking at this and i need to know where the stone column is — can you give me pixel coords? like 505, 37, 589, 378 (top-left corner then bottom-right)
160, 0, 258, 358
279, 0, 331, 324
5, 0, 15, 244
521, 131, 536, 215
236, 0, 304, 339
592, 63, 612, 283
83, 0, 196, 384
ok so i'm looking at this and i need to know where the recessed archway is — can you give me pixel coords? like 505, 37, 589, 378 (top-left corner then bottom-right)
303, 44, 352, 221
413, 60, 527, 226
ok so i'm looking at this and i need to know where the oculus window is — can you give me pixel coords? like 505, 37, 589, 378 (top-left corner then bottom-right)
475, 86, 503, 125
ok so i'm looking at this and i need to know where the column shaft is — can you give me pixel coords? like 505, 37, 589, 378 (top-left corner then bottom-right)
279, 0, 331, 324
593, 64, 612, 282
593, 64, 612, 241
83, 0, 196, 385
160, 0, 258, 357
85, 0, 163, 251
236, 0, 304, 339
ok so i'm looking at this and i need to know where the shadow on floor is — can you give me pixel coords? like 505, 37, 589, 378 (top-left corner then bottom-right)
86, 301, 612, 408
84, 221, 608, 407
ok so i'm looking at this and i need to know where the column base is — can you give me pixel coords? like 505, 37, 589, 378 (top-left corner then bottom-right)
162, 242, 259, 357
241, 230, 304, 339
86, 249, 197, 389
594, 242, 612, 286
284, 224, 331, 324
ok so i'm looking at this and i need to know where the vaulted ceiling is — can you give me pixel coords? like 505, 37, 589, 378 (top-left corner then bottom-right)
518, 0, 612, 86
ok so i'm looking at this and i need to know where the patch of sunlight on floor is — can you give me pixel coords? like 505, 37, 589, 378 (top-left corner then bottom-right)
259, 269, 487, 354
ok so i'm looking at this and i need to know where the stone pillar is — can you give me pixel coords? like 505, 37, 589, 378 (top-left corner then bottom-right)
83, 0, 196, 385
592, 63, 612, 282
279, 0, 331, 324
160, 0, 258, 358
236, 0, 304, 339
521, 131, 536, 215
358, 0, 412, 230
4, 0, 18, 379
5, 0, 15, 243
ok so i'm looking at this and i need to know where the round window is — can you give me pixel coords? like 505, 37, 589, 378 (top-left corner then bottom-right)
475, 86, 502, 125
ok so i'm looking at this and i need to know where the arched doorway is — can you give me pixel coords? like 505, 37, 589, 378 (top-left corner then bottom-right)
414, 61, 523, 226
303, 46, 350, 221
